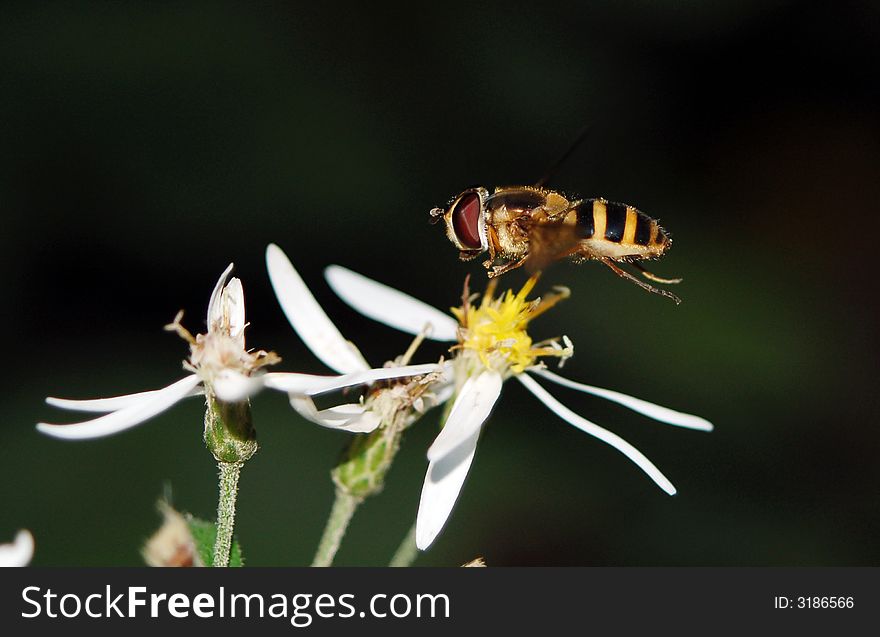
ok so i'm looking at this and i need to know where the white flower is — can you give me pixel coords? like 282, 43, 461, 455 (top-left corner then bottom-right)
0, 530, 34, 567
324, 266, 714, 550
39, 263, 443, 440
265, 244, 450, 432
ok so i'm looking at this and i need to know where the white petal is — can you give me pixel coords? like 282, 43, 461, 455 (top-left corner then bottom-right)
37, 375, 201, 440
207, 263, 235, 327
46, 384, 203, 413
325, 265, 459, 342
262, 362, 446, 396
289, 395, 381, 433
0, 530, 34, 567
211, 369, 263, 403
266, 244, 369, 374
417, 457, 476, 550
415, 371, 502, 550
518, 373, 676, 495
532, 369, 714, 432
426, 370, 502, 462
416, 448, 478, 551
222, 277, 246, 339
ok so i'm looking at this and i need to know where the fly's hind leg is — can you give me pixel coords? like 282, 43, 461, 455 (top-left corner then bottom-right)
631, 261, 683, 285
600, 258, 682, 304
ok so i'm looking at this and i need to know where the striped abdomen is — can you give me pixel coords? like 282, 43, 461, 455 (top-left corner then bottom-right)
566, 198, 669, 260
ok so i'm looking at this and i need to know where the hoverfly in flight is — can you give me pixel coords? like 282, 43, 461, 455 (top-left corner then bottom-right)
429, 136, 683, 303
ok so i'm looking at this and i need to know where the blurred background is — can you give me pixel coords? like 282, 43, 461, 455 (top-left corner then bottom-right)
2, 0, 878, 566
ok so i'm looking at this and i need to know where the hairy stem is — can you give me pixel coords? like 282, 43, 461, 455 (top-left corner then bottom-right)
389, 522, 418, 567
213, 461, 242, 567
311, 489, 362, 567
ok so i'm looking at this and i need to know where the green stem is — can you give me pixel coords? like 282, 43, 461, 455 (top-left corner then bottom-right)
311, 489, 362, 567
389, 522, 418, 567
213, 461, 242, 567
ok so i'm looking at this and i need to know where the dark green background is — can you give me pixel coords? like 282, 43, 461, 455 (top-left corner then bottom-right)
2, 1, 878, 565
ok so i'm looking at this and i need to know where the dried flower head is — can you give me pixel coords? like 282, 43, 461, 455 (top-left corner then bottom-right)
143, 503, 203, 568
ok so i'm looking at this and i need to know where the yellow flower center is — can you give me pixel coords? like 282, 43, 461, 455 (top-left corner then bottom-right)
452, 275, 573, 375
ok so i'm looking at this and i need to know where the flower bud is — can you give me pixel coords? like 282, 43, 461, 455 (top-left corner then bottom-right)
332, 425, 400, 498
203, 394, 258, 464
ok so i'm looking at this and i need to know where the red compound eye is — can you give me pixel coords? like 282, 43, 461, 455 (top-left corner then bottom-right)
451, 192, 482, 250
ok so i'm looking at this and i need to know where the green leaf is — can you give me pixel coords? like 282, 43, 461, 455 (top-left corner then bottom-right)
187, 516, 244, 567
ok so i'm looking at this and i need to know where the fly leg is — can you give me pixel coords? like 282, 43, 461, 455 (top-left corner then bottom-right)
631, 261, 683, 285
481, 226, 500, 268
487, 256, 528, 278
600, 258, 682, 304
